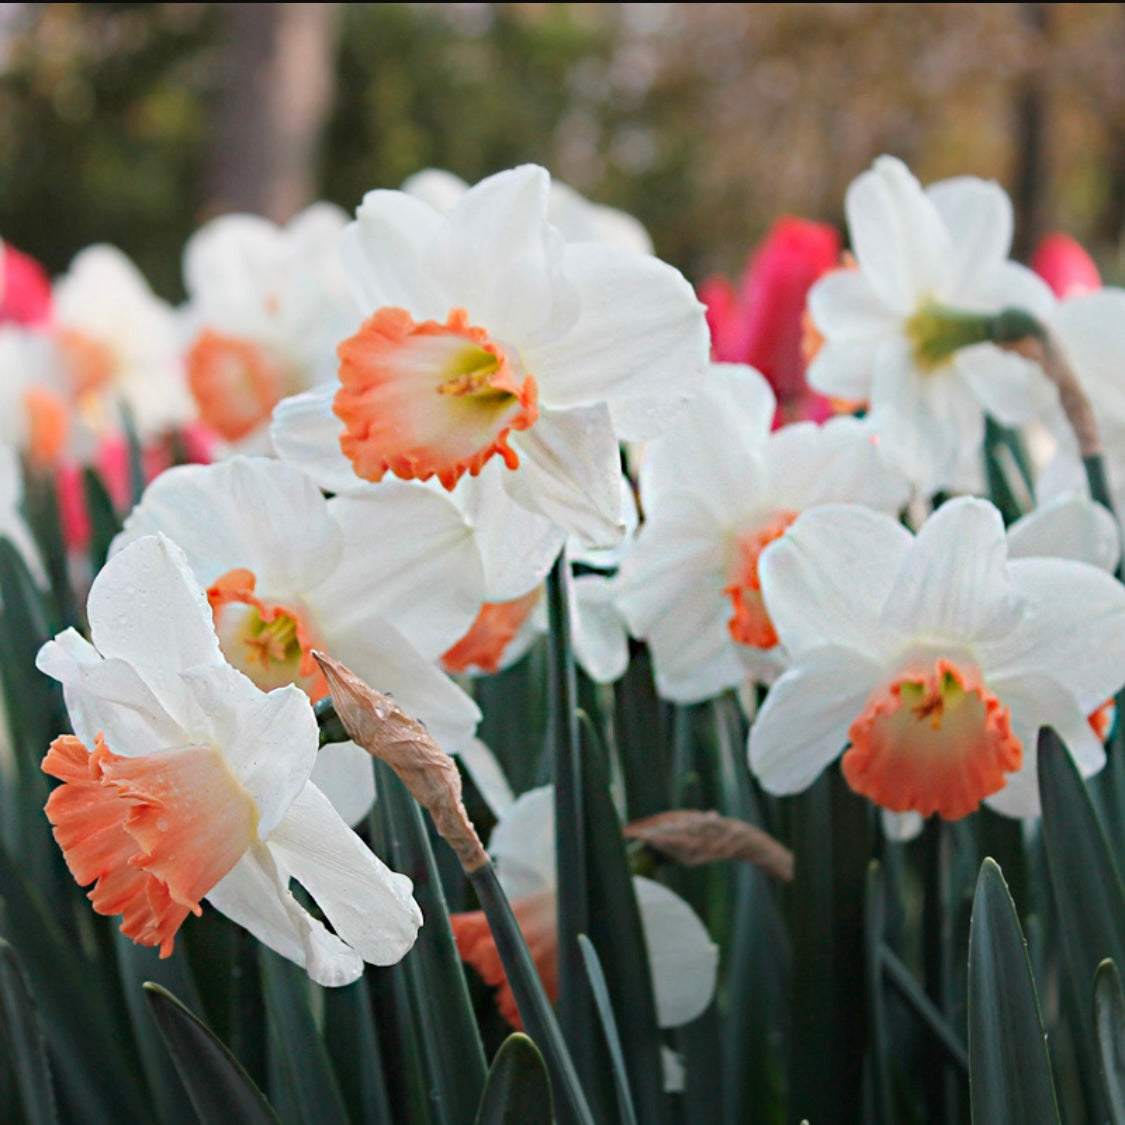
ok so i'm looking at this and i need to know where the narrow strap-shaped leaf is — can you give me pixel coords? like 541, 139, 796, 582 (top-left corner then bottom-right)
324, 979, 395, 1125
579, 717, 668, 1125
114, 931, 203, 1125
467, 863, 594, 1125
1094, 960, 1125, 1122
370, 758, 488, 1124
864, 862, 893, 1125
0, 938, 58, 1125
576, 936, 638, 1125
259, 947, 350, 1125
144, 982, 279, 1125
474, 1034, 554, 1125
968, 858, 1060, 1124
546, 554, 596, 1101
0, 844, 150, 1122
82, 466, 122, 573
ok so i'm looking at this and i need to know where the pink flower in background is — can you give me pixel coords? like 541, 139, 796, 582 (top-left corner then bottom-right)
700, 216, 840, 425
1031, 233, 1101, 299
0, 242, 52, 326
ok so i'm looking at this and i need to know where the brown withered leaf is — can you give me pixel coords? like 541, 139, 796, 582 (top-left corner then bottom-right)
313, 651, 490, 873
624, 809, 794, 882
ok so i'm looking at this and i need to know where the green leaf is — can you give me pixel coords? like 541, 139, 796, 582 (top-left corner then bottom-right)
0, 939, 58, 1125
968, 858, 1060, 1124
1094, 960, 1125, 1122
575, 936, 638, 1125
114, 930, 202, 1125
474, 1034, 553, 1125
579, 719, 668, 1125
82, 466, 123, 573
369, 758, 488, 1124
323, 979, 394, 1125
0, 844, 150, 1123
144, 982, 279, 1125
259, 947, 350, 1125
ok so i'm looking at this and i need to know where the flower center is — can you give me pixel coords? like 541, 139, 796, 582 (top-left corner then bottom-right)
843, 659, 1022, 820
334, 306, 539, 490
905, 302, 993, 372
207, 568, 328, 699
186, 330, 287, 443
42, 732, 258, 957
441, 589, 543, 675
723, 510, 799, 649
57, 327, 116, 397
22, 386, 70, 467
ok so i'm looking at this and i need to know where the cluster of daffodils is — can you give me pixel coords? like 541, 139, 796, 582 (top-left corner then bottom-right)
12, 148, 1125, 1040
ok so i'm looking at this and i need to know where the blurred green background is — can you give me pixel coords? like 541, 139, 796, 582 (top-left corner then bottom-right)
1, 2, 1122, 298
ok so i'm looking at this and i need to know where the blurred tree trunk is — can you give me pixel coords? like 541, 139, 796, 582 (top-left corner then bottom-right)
1011, 3, 1050, 261
205, 3, 341, 223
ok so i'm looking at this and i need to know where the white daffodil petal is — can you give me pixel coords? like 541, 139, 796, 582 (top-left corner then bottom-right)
446, 461, 567, 602
750, 645, 884, 794
344, 190, 446, 317
926, 176, 1013, 290
879, 498, 1022, 645
758, 505, 911, 662
268, 784, 422, 966
311, 741, 376, 828
323, 485, 484, 658
984, 557, 1125, 710
846, 156, 951, 314
503, 406, 625, 549
114, 458, 344, 594
1006, 494, 1121, 572
489, 785, 556, 900
808, 269, 900, 340
527, 242, 708, 439
270, 385, 368, 496
881, 810, 925, 842
1053, 290, 1125, 423
806, 338, 879, 402
85, 536, 223, 722
572, 574, 629, 685
208, 843, 364, 988
953, 344, 1056, 428
179, 665, 318, 837
634, 876, 718, 1027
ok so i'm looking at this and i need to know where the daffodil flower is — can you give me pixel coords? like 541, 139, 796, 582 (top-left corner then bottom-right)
181, 204, 357, 450
272, 164, 708, 549
749, 497, 1125, 819
617, 363, 909, 703
807, 156, 1056, 494
113, 456, 485, 823
37, 534, 421, 985
451, 785, 718, 1031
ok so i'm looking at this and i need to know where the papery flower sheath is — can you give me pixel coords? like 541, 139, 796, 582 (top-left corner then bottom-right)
617, 363, 909, 703
749, 497, 1125, 818
272, 164, 708, 548
451, 785, 717, 1030
807, 156, 1056, 493
37, 534, 422, 984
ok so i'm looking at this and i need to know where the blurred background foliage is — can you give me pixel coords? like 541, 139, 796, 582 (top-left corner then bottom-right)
1, 2, 1124, 300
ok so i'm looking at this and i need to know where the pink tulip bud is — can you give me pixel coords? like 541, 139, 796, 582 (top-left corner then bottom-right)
0, 241, 52, 326
1031, 233, 1101, 299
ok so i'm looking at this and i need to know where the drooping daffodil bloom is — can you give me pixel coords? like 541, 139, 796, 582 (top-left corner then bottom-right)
806, 156, 1057, 494
451, 785, 718, 1030
112, 456, 485, 824
271, 164, 708, 550
37, 534, 421, 985
749, 497, 1125, 819
617, 363, 910, 703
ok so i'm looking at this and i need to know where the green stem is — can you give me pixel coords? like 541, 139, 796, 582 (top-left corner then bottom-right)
881, 947, 969, 1074
468, 863, 595, 1125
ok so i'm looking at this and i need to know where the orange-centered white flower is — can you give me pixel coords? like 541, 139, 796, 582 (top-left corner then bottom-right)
272, 164, 709, 550
749, 498, 1125, 819
37, 534, 422, 984
617, 363, 909, 704
181, 205, 356, 451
